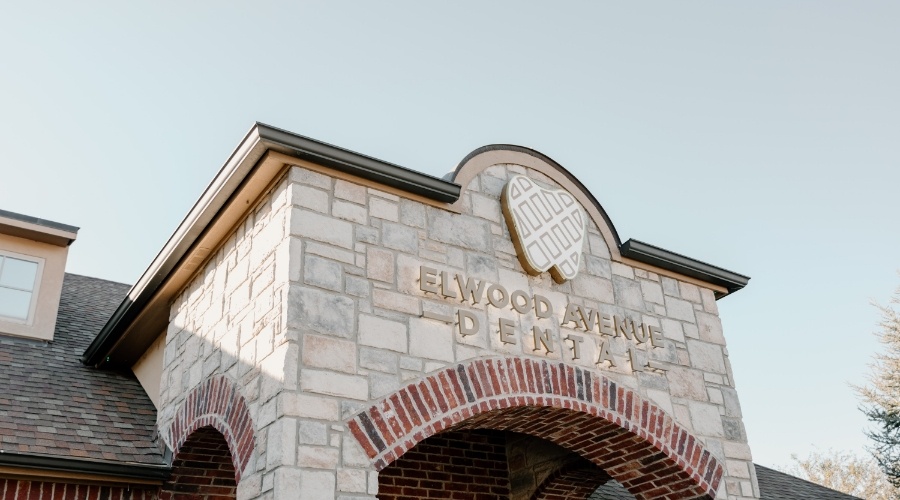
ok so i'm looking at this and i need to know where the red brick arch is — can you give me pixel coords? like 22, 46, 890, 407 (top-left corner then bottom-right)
348, 357, 724, 500
532, 461, 611, 499
166, 375, 256, 482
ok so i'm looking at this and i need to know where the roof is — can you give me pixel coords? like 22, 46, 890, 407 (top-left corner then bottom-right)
755, 464, 862, 500
587, 464, 863, 499
0, 274, 165, 468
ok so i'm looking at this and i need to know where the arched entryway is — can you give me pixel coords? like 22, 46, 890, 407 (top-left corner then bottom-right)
161, 375, 257, 498
160, 426, 237, 499
349, 356, 723, 500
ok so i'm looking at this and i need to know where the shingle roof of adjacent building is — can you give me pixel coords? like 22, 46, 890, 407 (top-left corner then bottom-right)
588, 464, 863, 499
755, 464, 862, 500
0, 273, 165, 466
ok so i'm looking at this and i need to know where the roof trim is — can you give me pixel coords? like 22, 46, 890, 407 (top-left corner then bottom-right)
0, 209, 79, 247
453, 144, 623, 247
83, 123, 461, 366
0, 451, 170, 481
0, 209, 80, 234
620, 239, 749, 296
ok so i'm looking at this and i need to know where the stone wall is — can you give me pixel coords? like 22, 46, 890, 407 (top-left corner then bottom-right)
161, 158, 758, 499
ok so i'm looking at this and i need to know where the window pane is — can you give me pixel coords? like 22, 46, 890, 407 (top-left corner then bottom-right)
0, 257, 38, 290
0, 288, 32, 320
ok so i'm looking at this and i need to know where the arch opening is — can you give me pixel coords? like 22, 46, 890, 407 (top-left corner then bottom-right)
160, 426, 237, 499
350, 356, 723, 500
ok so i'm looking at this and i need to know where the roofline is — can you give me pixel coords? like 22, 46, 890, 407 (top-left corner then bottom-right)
0, 209, 80, 234
0, 451, 170, 482
620, 239, 750, 296
82, 123, 461, 366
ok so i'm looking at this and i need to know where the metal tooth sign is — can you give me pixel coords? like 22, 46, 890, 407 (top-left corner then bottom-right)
501, 175, 586, 283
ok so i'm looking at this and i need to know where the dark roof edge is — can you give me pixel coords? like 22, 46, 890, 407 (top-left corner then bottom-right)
453, 144, 623, 247
620, 239, 750, 297
83, 123, 461, 366
0, 208, 80, 234
0, 451, 170, 481
257, 123, 461, 203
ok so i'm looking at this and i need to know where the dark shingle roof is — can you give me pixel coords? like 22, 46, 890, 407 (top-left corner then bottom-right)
755, 464, 862, 500
0, 274, 164, 465
588, 464, 863, 499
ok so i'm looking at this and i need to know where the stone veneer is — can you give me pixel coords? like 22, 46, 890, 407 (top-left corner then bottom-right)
158, 159, 758, 499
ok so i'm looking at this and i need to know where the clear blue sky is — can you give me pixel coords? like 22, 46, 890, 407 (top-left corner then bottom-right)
2, 1, 898, 469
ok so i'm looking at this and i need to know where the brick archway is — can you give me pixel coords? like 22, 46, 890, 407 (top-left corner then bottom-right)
348, 357, 723, 500
532, 461, 611, 500
166, 375, 256, 482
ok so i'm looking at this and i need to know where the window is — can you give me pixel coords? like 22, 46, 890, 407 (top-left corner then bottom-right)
0, 253, 41, 322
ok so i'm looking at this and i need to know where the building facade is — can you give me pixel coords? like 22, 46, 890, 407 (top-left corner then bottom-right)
0, 124, 860, 499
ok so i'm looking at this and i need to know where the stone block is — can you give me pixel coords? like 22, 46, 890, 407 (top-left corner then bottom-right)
300, 369, 368, 400
280, 393, 340, 420
689, 401, 725, 437
297, 420, 328, 445
612, 276, 643, 311
680, 282, 702, 303
290, 167, 332, 189
299, 470, 335, 500
366, 247, 394, 283
409, 317, 454, 362
288, 286, 355, 338
665, 296, 696, 323
666, 366, 707, 400
696, 311, 725, 345
369, 198, 399, 221
399, 199, 426, 228
585, 255, 612, 279
359, 347, 398, 373
302, 334, 357, 373
372, 289, 420, 315
574, 275, 615, 304
337, 468, 368, 493
359, 314, 408, 353
298, 446, 340, 469
381, 222, 418, 253
428, 210, 491, 252
701, 287, 719, 314
292, 208, 353, 249
334, 179, 367, 204
611, 262, 634, 279
333, 199, 368, 224
471, 193, 502, 222
292, 185, 330, 213
304, 255, 343, 292
661, 276, 680, 296
266, 418, 297, 467
640, 280, 664, 305
346, 276, 370, 298
686, 339, 727, 374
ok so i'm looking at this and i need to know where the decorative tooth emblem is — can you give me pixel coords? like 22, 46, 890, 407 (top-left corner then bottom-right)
500, 175, 586, 283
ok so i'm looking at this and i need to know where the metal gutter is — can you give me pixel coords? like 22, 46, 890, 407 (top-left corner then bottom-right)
620, 239, 750, 297
0, 451, 170, 481
83, 123, 461, 366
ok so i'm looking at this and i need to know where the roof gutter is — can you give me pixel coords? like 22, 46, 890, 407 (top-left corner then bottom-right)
0, 451, 170, 482
620, 239, 750, 297
83, 123, 461, 366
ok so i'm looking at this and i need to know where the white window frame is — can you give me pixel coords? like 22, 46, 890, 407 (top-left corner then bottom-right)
0, 250, 45, 326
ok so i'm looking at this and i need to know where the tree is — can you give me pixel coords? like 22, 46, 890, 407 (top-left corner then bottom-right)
783, 449, 897, 500
857, 283, 900, 490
